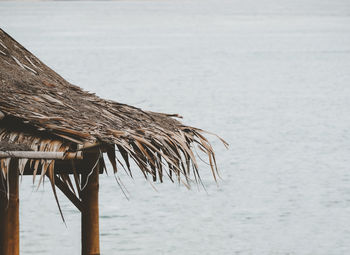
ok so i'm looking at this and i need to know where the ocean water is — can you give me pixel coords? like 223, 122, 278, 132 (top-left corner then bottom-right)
1, 0, 350, 254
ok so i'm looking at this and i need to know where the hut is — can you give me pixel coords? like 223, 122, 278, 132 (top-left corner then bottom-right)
0, 28, 227, 255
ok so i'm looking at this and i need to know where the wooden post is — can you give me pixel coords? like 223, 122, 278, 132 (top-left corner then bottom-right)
81, 156, 100, 255
0, 151, 83, 160
0, 159, 20, 255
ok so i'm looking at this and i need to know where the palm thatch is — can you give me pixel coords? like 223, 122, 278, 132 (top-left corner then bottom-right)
0, 140, 32, 151
0, 28, 227, 201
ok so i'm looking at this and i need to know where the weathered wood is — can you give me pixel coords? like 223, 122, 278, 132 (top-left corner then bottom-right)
0, 159, 20, 255
81, 154, 100, 255
0, 151, 82, 160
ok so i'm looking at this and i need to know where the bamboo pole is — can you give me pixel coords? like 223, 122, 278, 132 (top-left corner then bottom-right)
81, 155, 100, 255
0, 151, 82, 160
0, 159, 20, 255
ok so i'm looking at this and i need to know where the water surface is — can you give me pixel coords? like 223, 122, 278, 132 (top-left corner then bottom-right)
1, 0, 350, 254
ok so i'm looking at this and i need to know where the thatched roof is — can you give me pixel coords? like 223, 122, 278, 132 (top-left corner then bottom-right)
0, 28, 227, 191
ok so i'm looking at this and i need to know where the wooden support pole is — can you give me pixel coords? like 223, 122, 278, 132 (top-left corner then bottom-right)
0, 159, 20, 255
81, 156, 100, 255
0, 151, 83, 160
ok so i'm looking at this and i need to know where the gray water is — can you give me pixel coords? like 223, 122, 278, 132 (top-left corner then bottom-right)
1, 0, 350, 254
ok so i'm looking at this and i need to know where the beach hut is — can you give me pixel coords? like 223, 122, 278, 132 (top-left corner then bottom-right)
0, 28, 227, 255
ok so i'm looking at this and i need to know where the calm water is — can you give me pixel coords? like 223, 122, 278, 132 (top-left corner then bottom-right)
1, 0, 350, 254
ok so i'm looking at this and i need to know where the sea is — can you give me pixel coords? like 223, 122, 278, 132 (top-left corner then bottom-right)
0, 0, 350, 254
